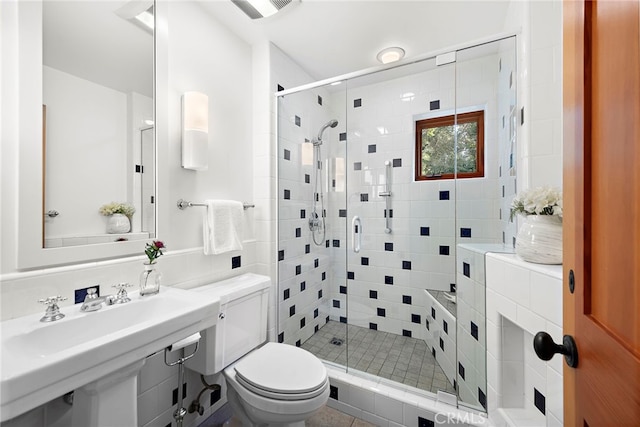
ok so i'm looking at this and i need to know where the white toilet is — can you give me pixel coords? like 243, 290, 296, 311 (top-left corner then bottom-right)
185, 273, 329, 426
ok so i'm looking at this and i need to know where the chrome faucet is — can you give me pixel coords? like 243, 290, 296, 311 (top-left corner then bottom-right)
80, 283, 131, 312
80, 288, 115, 312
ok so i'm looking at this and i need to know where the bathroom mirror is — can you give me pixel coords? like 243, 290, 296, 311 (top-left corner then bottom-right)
16, 0, 156, 269
42, 0, 155, 248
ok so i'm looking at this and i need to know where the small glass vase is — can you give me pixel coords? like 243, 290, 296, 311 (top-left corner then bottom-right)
139, 262, 161, 296
515, 215, 563, 264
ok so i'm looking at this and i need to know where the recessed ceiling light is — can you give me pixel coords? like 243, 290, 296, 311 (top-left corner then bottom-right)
376, 47, 405, 64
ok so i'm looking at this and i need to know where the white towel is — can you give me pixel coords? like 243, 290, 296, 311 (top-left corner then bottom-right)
203, 200, 243, 255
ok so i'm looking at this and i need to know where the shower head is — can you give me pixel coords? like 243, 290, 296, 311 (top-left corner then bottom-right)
316, 119, 339, 143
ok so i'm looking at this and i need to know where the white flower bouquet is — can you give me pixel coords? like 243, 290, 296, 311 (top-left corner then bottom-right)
510, 186, 562, 221
99, 202, 136, 217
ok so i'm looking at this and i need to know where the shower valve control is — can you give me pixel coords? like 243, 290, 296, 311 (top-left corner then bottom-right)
308, 214, 322, 232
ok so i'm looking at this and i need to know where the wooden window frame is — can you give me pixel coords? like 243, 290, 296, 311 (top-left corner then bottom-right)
414, 110, 485, 181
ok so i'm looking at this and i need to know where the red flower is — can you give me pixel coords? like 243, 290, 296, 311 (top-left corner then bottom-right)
145, 240, 166, 263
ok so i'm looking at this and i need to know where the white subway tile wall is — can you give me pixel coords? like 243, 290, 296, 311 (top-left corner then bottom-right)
486, 253, 563, 426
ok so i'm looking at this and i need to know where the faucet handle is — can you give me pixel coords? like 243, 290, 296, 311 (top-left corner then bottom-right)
112, 282, 132, 304
38, 295, 67, 305
38, 295, 67, 322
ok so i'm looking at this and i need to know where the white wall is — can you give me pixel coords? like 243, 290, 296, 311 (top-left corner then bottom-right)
162, 1, 254, 251
129, 91, 154, 234
43, 66, 129, 238
41, 70, 154, 247
504, 0, 563, 192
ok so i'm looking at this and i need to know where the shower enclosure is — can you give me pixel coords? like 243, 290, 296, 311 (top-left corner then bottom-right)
277, 37, 517, 411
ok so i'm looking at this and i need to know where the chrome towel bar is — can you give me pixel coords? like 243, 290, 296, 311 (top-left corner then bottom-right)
177, 199, 255, 210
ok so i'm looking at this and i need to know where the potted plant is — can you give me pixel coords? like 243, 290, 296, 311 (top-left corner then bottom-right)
99, 202, 135, 234
510, 186, 563, 264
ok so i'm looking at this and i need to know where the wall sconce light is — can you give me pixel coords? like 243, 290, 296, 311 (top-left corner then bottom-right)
182, 91, 209, 171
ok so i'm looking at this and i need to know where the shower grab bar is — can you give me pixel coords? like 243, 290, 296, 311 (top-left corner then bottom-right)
177, 199, 255, 210
381, 161, 392, 233
379, 161, 392, 197
352, 216, 362, 253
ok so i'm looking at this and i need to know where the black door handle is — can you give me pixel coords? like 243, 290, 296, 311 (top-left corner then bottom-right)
533, 331, 578, 368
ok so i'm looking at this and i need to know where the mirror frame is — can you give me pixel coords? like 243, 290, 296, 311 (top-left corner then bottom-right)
17, 1, 157, 269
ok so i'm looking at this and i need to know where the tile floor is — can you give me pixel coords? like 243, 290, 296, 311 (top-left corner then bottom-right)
202, 403, 375, 427
301, 321, 456, 394
306, 405, 376, 427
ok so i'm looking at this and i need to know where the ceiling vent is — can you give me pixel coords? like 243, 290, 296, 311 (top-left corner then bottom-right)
231, 0, 296, 19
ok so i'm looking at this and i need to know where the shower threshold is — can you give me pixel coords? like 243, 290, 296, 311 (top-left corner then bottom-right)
301, 321, 456, 395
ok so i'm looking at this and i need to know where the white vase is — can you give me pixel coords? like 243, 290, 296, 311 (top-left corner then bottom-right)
515, 215, 563, 264
106, 213, 130, 234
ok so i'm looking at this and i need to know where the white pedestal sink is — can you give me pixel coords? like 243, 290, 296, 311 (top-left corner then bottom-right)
1, 286, 220, 424
71, 360, 145, 427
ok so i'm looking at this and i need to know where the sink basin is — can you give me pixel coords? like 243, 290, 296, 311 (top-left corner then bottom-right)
1, 286, 220, 422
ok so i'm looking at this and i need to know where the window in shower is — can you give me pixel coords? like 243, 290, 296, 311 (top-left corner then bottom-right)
415, 110, 485, 180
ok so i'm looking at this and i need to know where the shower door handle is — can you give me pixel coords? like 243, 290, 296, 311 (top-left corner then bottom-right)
352, 216, 362, 253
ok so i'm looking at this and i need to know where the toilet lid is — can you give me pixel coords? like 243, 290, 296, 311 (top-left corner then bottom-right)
234, 342, 327, 395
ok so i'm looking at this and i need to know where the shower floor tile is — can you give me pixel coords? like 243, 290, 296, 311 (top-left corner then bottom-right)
301, 321, 456, 395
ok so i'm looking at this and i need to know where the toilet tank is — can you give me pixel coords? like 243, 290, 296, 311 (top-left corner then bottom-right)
185, 273, 270, 375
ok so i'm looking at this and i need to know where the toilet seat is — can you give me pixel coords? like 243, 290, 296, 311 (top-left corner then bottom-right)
233, 342, 327, 401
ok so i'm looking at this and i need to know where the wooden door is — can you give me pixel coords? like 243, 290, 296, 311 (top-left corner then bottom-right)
563, 0, 640, 425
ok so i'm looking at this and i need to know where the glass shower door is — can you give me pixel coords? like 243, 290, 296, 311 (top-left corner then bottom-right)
343, 57, 459, 395
276, 83, 348, 366
276, 35, 518, 413
453, 37, 517, 412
